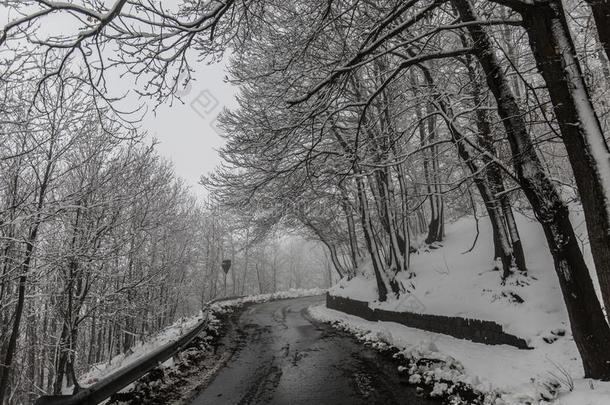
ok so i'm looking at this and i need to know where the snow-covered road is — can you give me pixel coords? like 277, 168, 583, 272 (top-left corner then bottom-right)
188, 296, 438, 405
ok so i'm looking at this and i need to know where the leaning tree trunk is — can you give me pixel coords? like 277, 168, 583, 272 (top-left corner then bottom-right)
356, 72, 409, 269
304, 218, 346, 279
461, 40, 528, 274
417, 59, 516, 277
330, 126, 399, 299
340, 192, 360, 275
475, 104, 527, 274
379, 75, 413, 273
454, 0, 610, 380
500, 196, 526, 273
356, 177, 392, 301
449, 122, 515, 280
426, 101, 444, 244
520, 0, 610, 318
379, 168, 409, 274
431, 90, 516, 280
478, 103, 527, 274
414, 101, 443, 245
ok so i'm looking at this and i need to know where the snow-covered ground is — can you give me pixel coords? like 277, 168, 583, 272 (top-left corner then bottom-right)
309, 305, 610, 404
68, 287, 326, 394
209, 287, 326, 312
331, 211, 593, 346
321, 211, 610, 404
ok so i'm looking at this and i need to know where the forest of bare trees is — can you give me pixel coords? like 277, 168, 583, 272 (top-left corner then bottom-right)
200, 0, 610, 379
0, 67, 326, 404
2, 0, 610, 402
0, 88, 325, 400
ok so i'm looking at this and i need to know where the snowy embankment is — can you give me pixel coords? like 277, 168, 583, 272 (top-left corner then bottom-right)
210, 287, 326, 312
315, 212, 610, 404
73, 314, 206, 390
68, 288, 325, 394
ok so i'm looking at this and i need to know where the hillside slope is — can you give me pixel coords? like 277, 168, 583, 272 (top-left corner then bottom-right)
323, 212, 610, 404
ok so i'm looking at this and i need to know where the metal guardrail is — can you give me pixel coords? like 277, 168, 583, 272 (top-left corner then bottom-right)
34, 296, 244, 405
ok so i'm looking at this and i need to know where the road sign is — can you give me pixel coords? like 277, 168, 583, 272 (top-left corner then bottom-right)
222, 259, 232, 274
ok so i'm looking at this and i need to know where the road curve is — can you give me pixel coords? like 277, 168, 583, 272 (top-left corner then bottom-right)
189, 296, 438, 405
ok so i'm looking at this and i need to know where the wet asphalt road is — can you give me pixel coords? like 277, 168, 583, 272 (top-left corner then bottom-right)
189, 296, 439, 405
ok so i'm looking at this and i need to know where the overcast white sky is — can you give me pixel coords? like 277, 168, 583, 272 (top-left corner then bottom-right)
140, 62, 238, 198
0, 3, 238, 199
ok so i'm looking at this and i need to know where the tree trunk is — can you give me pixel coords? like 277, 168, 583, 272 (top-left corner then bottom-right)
433, 92, 515, 279
425, 110, 444, 245
329, 127, 400, 299
414, 100, 443, 245
355, 176, 399, 301
454, 0, 610, 379
418, 58, 516, 277
54, 321, 70, 394
255, 262, 263, 295
519, 0, 610, 318
460, 36, 527, 274
0, 150, 52, 402
340, 193, 360, 275
501, 197, 527, 273
0, 260, 33, 402
241, 228, 250, 296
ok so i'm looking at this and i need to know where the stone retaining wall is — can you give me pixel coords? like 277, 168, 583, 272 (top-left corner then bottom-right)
326, 293, 531, 349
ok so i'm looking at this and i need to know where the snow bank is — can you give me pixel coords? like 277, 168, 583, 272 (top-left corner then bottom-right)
309, 305, 610, 405
331, 212, 583, 345
325, 210, 610, 404
209, 287, 326, 312
71, 313, 206, 391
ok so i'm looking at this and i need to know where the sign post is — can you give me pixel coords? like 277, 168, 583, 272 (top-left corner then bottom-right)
221, 259, 231, 296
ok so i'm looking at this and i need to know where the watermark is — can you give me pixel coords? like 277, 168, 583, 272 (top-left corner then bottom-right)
401, 291, 426, 313
400, 290, 441, 347
174, 72, 222, 135
209, 114, 222, 134
174, 77, 193, 98
190, 89, 219, 119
